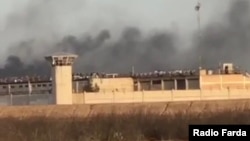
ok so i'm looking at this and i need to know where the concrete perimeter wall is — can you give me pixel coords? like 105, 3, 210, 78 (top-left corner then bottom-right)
72, 89, 250, 104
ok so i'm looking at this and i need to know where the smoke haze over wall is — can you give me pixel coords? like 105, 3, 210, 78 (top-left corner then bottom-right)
0, 0, 250, 77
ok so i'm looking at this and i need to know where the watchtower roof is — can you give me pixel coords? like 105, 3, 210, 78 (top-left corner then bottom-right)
45, 52, 78, 66
45, 52, 78, 58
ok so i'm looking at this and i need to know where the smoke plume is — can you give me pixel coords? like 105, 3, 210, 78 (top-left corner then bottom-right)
0, 0, 250, 77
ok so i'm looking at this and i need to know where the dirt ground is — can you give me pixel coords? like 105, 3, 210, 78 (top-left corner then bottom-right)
0, 99, 250, 118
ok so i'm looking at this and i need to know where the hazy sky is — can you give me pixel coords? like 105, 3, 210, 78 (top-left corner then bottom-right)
0, 0, 234, 66
0, 0, 231, 32
1, 0, 250, 76
0, 1, 231, 42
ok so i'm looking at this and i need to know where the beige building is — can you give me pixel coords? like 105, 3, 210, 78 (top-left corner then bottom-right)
199, 64, 250, 90
41, 53, 250, 105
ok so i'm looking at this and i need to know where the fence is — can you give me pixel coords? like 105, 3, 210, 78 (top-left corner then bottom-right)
1, 89, 250, 106
0, 93, 54, 106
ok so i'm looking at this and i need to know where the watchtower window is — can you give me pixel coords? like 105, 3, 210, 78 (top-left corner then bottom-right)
63, 57, 67, 62
69, 57, 75, 62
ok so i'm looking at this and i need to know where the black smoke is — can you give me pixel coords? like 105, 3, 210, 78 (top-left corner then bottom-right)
0, 0, 250, 77
0, 56, 50, 77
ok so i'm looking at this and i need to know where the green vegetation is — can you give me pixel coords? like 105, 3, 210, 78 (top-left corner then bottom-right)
0, 109, 249, 141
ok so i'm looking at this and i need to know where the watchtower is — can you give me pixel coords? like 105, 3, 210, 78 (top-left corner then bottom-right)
45, 52, 78, 105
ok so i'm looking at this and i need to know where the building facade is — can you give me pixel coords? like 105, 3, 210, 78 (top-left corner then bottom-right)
1, 59, 250, 105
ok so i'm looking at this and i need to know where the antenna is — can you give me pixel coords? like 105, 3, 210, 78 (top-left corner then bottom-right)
199, 56, 202, 70
195, 0, 201, 38
195, 0, 202, 69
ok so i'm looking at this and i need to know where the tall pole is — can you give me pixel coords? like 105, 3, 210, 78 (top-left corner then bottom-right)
195, 0, 202, 69
132, 66, 135, 75
28, 80, 32, 105
8, 84, 12, 105
195, 0, 202, 38
196, 1, 201, 38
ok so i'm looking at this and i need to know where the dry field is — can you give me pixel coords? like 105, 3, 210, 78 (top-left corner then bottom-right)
1, 99, 250, 118
0, 100, 250, 141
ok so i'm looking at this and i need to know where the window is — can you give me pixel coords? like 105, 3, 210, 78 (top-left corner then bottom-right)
42, 84, 47, 87
177, 79, 186, 90
19, 85, 23, 88
152, 80, 161, 85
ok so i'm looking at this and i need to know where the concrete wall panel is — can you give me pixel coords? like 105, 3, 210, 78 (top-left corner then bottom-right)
72, 89, 250, 104
53, 66, 73, 105
92, 78, 134, 92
